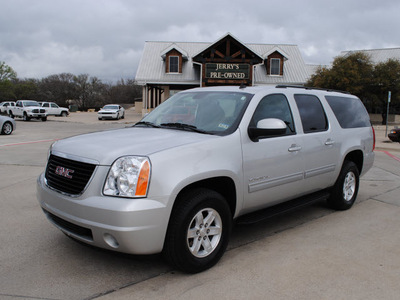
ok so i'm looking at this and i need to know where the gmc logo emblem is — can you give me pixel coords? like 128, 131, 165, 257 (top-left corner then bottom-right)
55, 166, 74, 179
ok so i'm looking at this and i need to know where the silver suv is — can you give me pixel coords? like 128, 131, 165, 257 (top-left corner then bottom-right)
37, 85, 375, 273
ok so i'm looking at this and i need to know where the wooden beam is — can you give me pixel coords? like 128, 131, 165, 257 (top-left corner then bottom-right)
231, 50, 242, 58
214, 49, 225, 58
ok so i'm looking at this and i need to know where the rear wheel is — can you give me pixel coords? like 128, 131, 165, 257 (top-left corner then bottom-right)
163, 188, 232, 273
327, 161, 359, 210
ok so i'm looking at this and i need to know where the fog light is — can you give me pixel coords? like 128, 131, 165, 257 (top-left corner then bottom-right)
103, 233, 119, 248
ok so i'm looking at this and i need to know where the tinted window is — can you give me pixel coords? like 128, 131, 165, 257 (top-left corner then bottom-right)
294, 94, 328, 133
325, 96, 370, 128
251, 94, 295, 135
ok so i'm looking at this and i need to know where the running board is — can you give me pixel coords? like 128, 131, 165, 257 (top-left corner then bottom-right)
236, 191, 330, 225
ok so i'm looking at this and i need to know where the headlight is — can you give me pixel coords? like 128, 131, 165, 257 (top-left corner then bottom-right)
103, 156, 151, 198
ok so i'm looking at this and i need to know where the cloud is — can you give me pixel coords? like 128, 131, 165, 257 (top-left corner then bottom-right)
1, 0, 400, 82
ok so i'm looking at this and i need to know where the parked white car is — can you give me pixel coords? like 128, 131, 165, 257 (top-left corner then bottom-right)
40, 102, 69, 117
0, 101, 16, 113
8, 100, 47, 121
98, 104, 125, 120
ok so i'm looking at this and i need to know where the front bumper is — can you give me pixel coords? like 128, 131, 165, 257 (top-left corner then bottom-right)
37, 172, 169, 254
28, 113, 46, 118
98, 113, 118, 119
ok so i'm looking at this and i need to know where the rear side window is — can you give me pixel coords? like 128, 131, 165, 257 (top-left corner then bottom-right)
294, 94, 328, 133
325, 96, 370, 128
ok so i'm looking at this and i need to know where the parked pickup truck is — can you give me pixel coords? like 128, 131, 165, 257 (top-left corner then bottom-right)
40, 102, 69, 117
8, 100, 47, 121
37, 85, 375, 273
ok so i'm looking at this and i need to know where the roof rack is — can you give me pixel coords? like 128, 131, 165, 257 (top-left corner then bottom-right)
275, 85, 350, 94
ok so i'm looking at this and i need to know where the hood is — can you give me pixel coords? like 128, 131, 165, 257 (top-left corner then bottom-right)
51, 127, 217, 165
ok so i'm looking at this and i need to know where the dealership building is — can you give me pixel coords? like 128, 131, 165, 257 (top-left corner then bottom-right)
135, 33, 317, 114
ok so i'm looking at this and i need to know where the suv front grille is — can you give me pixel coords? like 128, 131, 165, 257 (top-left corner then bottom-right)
45, 154, 96, 195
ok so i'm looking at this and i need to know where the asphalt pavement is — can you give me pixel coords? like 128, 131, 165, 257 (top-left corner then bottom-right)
1, 110, 400, 300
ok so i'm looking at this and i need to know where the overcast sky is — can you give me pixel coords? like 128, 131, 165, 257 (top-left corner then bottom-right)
1, 0, 399, 83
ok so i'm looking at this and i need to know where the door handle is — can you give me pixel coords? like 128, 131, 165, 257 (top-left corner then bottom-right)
325, 139, 335, 146
288, 144, 302, 152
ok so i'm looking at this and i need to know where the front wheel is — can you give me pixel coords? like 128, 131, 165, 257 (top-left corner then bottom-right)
1, 122, 13, 135
327, 161, 359, 210
23, 113, 30, 121
163, 188, 232, 273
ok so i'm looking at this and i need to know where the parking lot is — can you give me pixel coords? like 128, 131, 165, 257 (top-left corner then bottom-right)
1, 111, 400, 300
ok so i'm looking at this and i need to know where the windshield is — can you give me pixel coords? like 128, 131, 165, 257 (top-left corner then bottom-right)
24, 101, 40, 107
139, 91, 253, 135
103, 105, 119, 110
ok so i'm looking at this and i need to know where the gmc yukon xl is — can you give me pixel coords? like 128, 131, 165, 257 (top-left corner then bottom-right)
37, 85, 375, 273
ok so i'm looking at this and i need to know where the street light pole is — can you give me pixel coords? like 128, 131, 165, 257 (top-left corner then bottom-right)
385, 91, 391, 137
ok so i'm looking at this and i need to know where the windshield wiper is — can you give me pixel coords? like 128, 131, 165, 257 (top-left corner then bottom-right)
134, 121, 161, 128
160, 123, 210, 134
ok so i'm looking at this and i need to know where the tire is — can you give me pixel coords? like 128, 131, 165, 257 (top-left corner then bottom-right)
8, 111, 14, 119
121, 113, 125, 119
1, 122, 13, 135
327, 161, 359, 210
23, 113, 30, 121
163, 188, 232, 273
61, 111, 68, 117
42, 117, 47, 121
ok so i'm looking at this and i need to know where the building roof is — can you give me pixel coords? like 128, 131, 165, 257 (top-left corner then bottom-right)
341, 48, 400, 64
135, 38, 315, 86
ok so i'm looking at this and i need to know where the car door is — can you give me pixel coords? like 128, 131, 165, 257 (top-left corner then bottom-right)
42, 103, 51, 114
51, 103, 60, 115
241, 93, 304, 213
293, 94, 339, 191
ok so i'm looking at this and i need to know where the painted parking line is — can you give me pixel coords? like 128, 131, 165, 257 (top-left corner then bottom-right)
376, 150, 400, 162
0, 139, 59, 147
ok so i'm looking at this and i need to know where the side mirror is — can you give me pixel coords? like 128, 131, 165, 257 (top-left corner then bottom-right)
248, 118, 287, 142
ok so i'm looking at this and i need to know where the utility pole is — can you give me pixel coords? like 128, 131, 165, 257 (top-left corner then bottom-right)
385, 91, 391, 137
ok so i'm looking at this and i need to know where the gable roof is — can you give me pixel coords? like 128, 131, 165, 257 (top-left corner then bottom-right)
262, 45, 290, 59
160, 43, 189, 60
135, 35, 314, 86
192, 32, 264, 62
